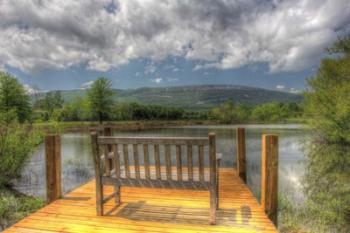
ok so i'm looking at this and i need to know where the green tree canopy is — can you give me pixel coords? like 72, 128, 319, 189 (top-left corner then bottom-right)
0, 72, 31, 123
87, 77, 115, 124
304, 36, 350, 143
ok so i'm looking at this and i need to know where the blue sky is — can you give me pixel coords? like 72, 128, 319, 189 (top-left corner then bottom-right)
7, 57, 314, 92
1, 0, 349, 92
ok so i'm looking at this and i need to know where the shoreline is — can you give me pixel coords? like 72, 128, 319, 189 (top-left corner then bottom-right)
32, 119, 306, 133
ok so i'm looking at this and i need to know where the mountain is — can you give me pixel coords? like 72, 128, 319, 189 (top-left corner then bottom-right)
32, 85, 302, 110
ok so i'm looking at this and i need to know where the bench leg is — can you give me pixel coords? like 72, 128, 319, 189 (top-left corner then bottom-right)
216, 170, 219, 210
210, 189, 216, 225
114, 185, 121, 205
96, 183, 104, 216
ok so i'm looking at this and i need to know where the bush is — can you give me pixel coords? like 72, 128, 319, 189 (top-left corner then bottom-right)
0, 189, 44, 230
0, 115, 43, 187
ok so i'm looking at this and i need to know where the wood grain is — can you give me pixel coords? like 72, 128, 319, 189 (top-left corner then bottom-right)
4, 168, 277, 233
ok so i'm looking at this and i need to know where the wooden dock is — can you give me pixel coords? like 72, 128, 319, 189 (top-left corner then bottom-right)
4, 168, 277, 233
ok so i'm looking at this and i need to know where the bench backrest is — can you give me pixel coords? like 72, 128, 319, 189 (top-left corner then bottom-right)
91, 133, 217, 188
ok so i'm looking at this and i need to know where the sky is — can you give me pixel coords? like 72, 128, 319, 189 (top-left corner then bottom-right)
0, 0, 350, 92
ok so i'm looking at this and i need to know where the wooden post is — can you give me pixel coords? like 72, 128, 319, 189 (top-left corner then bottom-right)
103, 126, 113, 170
45, 134, 61, 203
236, 128, 246, 183
261, 134, 278, 226
209, 133, 217, 225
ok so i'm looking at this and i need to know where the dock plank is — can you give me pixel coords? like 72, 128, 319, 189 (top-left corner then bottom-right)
4, 168, 277, 233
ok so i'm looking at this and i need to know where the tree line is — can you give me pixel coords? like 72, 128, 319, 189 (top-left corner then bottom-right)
0, 74, 303, 124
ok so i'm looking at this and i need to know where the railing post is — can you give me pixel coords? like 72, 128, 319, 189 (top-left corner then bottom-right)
45, 134, 61, 203
103, 126, 113, 170
236, 127, 246, 182
261, 134, 278, 226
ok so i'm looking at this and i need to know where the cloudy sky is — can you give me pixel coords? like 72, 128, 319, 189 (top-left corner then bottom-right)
1, 0, 350, 91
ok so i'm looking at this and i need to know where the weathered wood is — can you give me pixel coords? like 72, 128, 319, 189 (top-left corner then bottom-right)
187, 145, 193, 181
209, 133, 217, 225
103, 176, 210, 190
133, 144, 140, 179
45, 134, 61, 204
176, 145, 182, 181
154, 144, 161, 180
103, 145, 111, 176
98, 136, 209, 146
103, 127, 113, 171
143, 144, 150, 179
112, 145, 120, 179
123, 144, 130, 178
198, 145, 204, 182
3, 168, 278, 233
91, 133, 222, 225
261, 134, 279, 226
236, 128, 247, 183
90, 132, 103, 215
165, 145, 172, 180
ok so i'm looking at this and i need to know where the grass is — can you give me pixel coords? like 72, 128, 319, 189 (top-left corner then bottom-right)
0, 188, 45, 230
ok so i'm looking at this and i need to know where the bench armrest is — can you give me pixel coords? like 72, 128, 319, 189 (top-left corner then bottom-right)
216, 153, 222, 161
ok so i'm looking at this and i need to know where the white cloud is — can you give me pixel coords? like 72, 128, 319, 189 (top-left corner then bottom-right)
80, 80, 94, 89
276, 85, 285, 90
151, 77, 163, 84
23, 84, 40, 95
0, 0, 349, 74
290, 87, 301, 93
144, 63, 156, 74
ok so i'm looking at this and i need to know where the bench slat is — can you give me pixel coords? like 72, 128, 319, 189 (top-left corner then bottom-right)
123, 144, 130, 178
112, 145, 120, 179
187, 145, 193, 181
176, 145, 182, 181
143, 144, 150, 179
165, 145, 172, 180
104, 145, 111, 177
154, 145, 161, 180
133, 144, 140, 179
199, 145, 204, 182
102, 176, 210, 190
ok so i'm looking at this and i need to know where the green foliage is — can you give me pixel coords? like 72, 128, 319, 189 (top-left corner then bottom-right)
251, 102, 301, 123
212, 100, 301, 124
304, 36, 350, 143
212, 100, 235, 123
33, 91, 64, 120
0, 117, 43, 187
87, 77, 115, 123
0, 188, 44, 230
302, 143, 350, 232
0, 72, 32, 123
61, 97, 91, 121
113, 102, 185, 121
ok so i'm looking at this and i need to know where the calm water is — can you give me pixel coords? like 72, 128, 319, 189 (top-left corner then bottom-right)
14, 124, 308, 205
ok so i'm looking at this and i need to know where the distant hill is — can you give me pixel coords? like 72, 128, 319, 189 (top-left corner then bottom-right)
31, 85, 302, 110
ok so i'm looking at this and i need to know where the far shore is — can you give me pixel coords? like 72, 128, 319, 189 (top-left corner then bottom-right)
31, 119, 306, 133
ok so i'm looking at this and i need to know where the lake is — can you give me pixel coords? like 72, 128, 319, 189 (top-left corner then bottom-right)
15, 124, 308, 207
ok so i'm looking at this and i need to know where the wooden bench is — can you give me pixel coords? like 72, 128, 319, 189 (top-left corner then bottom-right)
90, 132, 221, 224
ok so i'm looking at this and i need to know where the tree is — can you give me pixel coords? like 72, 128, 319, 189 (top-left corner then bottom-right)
0, 72, 31, 123
212, 100, 235, 123
35, 91, 64, 113
304, 36, 350, 144
87, 77, 115, 124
